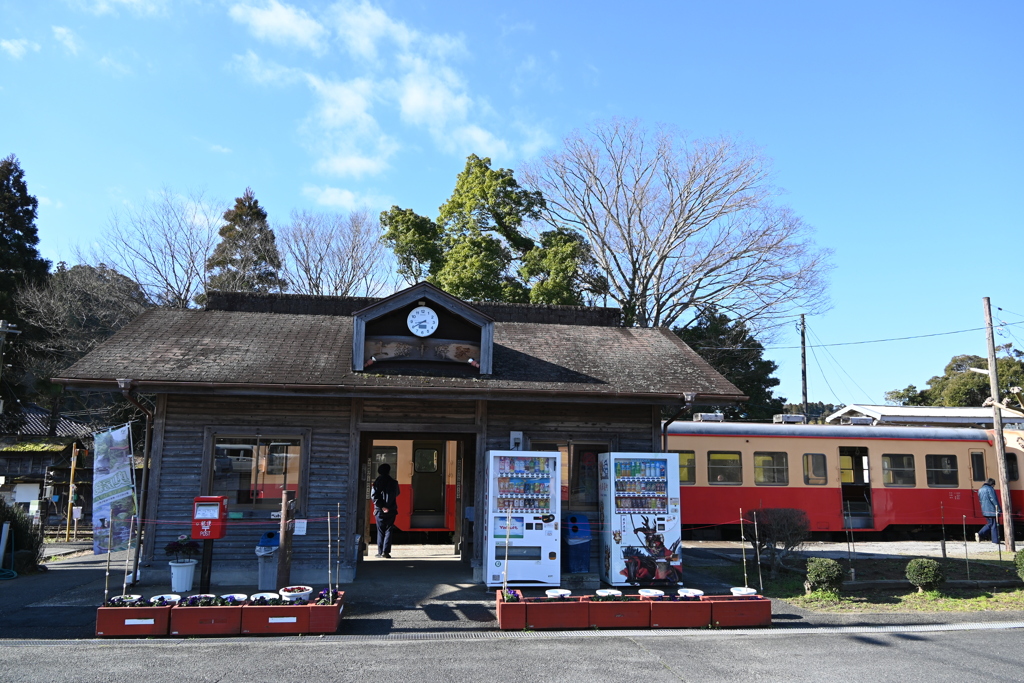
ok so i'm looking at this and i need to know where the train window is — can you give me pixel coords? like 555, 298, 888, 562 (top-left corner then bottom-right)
211, 436, 303, 511
753, 452, 788, 485
925, 454, 958, 487
803, 453, 827, 485
678, 451, 696, 485
708, 451, 742, 484
971, 451, 986, 482
1008, 453, 1020, 481
414, 448, 439, 473
882, 454, 916, 486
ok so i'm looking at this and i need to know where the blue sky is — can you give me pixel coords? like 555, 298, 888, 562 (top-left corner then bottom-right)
2, 0, 1022, 409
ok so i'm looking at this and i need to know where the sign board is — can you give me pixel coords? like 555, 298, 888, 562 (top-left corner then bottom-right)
91, 425, 137, 554
72, 506, 83, 520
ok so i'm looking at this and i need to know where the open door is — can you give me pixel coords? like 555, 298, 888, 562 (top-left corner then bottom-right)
839, 446, 873, 529
410, 441, 445, 528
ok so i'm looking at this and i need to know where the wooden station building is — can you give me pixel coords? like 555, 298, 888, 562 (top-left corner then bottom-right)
54, 283, 744, 584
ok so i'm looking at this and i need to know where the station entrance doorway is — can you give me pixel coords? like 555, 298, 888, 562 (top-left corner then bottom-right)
357, 433, 475, 560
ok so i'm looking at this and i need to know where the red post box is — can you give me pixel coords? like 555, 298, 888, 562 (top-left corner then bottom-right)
192, 496, 228, 540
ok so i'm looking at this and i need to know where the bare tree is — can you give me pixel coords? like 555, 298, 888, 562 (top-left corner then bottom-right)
522, 119, 832, 329
278, 209, 392, 297
90, 188, 222, 308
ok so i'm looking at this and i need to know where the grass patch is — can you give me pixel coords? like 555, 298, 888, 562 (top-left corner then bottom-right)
697, 554, 1024, 612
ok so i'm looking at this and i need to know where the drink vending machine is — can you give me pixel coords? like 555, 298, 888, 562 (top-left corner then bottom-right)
484, 450, 562, 588
597, 452, 682, 586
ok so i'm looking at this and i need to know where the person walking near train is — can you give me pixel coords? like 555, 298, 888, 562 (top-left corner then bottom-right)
372, 463, 401, 558
976, 478, 1001, 545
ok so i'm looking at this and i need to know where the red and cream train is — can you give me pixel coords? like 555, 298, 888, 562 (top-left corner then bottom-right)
665, 420, 1024, 537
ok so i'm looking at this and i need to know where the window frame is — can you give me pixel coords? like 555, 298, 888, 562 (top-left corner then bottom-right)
970, 450, 986, 482
530, 439, 609, 510
803, 453, 828, 485
708, 451, 742, 485
202, 426, 312, 516
677, 450, 696, 485
881, 453, 916, 487
753, 451, 789, 486
925, 454, 959, 488
1007, 453, 1020, 482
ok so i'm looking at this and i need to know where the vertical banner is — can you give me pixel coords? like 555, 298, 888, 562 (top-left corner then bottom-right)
92, 424, 137, 554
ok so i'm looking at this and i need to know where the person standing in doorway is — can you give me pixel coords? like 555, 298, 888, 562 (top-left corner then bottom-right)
977, 478, 1001, 545
372, 463, 400, 558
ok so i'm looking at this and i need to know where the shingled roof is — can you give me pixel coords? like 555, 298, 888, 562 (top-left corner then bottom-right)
54, 309, 745, 405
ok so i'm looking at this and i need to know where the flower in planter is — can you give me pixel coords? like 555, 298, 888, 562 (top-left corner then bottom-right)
104, 596, 148, 607
250, 595, 306, 606
180, 594, 230, 607
500, 589, 521, 603
314, 589, 342, 605
148, 596, 178, 607
164, 535, 201, 562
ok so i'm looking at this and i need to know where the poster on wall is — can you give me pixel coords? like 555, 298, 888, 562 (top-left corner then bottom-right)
92, 424, 137, 555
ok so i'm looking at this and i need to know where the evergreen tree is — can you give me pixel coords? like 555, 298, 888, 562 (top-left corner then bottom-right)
675, 308, 785, 420
0, 155, 50, 323
205, 188, 285, 298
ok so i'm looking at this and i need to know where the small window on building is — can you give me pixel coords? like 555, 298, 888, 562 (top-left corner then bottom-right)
708, 451, 741, 484
971, 451, 986, 482
754, 451, 788, 485
212, 436, 302, 511
926, 454, 958, 487
882, 453, 916, 487
803, 453, 827, 485
1007, 453, 1020, 482
678, 451, 695, 485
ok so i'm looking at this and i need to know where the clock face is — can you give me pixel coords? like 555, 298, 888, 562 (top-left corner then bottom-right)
407, 306, 439, 337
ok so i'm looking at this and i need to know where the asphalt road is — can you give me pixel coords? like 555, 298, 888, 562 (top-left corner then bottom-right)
1, 626, 1023, 682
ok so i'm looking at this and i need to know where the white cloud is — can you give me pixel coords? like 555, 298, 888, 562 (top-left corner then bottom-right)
210, 144, 232, 154
99, 55, 132, 76
229, 1, 327, 53
230, 50, 304, 85
52, 26, 82, 56
329, 0, 413, 62
0, 39, 40, 60
302, 185, 390, 210
38, 196, 65, 209
71, 0, 167, 16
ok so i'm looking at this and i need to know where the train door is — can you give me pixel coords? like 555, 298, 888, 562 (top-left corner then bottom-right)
839, 446, 874, 528
410, 440, 445, 529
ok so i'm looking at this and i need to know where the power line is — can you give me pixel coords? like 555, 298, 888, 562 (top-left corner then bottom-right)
806, 324, 877, 404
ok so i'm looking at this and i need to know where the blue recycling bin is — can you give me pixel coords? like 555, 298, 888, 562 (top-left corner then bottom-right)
563, 514, 592, 573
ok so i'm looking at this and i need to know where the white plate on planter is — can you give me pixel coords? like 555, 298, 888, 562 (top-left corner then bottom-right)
111, 595, 142, 602
638, 589, 664, 598
279, 586, 313, 602
221, 593, 248, 601
677, 588, 704, 598
595, 589, 622, 598
149, 594, 181, 603
545, 589, 572, 598
250, 592, 280, 601
730, 587, 758, 596
187, 594, 217, 600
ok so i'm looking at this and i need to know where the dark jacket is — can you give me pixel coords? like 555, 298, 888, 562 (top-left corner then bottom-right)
372, 475, 400, 515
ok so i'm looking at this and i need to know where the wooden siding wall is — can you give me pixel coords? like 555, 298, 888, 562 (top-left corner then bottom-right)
147, 395, 353, 570
486, 402, 656, 452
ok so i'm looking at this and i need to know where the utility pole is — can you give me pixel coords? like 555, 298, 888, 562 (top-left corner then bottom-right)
983, 297, 1015, 552
800, 315, 808, 418
0, 320, 22, 415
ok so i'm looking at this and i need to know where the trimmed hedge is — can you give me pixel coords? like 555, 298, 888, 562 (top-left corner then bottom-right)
806, 558, 844, 593
906, 558, 944, 592
1015, 549, 1024, 582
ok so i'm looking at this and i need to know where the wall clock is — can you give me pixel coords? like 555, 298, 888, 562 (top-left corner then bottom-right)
407, 306, 439, 337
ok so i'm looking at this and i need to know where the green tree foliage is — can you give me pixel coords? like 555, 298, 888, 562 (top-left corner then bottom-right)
0, 155, 50, 324
381, 155, 602, 304
805, 557, 844, 594
905, 558, 944, 592
885, 346, 1024, 407
675, 308, 785, 420
205, 188, 285, 297
782, 401, 842, 423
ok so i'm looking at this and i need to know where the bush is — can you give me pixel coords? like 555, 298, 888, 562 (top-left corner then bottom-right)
1015, 549, 1024, 582
905, 558, 944, 592
746, 508, 810, 577
806, 557, 844, 593
0, 498, 45, 571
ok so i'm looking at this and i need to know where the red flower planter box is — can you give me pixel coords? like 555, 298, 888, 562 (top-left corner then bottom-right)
241, 604, 310, 634
496, 590, 526, 630
169, 605, 243, 636
524, 596, 589, 630
701, 595, 772, 628
96, 605, 171, 637
644, 598, 712, 629
586, 597, 651, 629
308, 595, 346, 634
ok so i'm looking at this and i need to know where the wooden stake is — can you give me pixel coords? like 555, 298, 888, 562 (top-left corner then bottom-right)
103, 525, 113, 604
65, 444, 78, 542
739, 508, 748, 588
